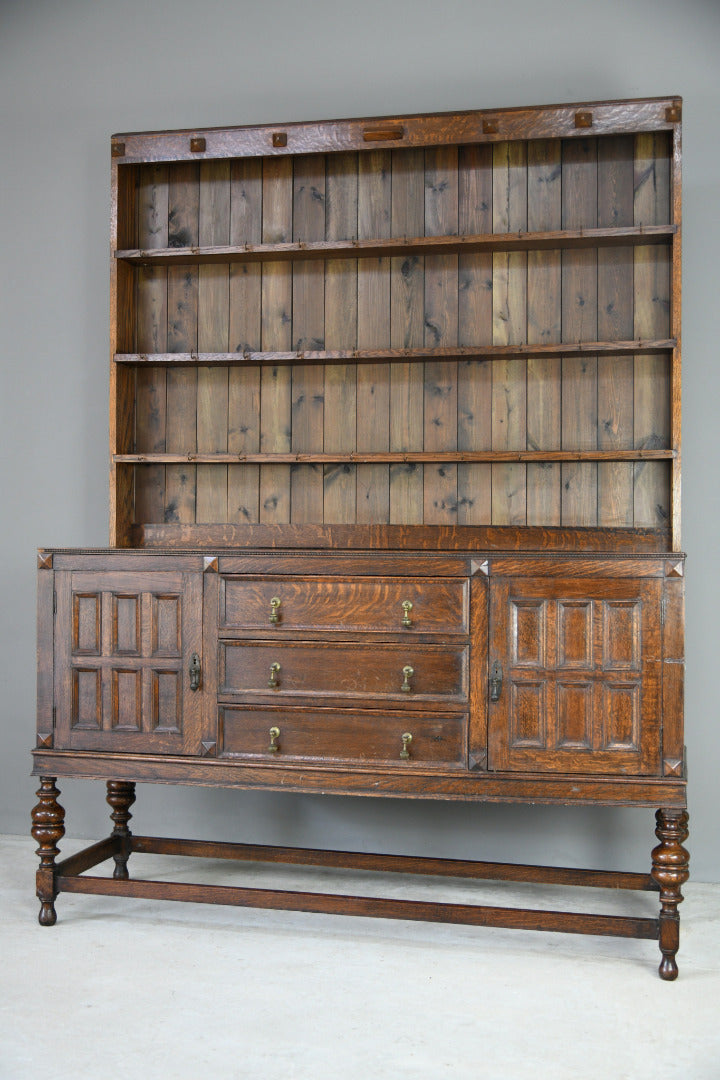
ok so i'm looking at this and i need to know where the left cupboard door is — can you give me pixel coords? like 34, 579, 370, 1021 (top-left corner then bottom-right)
53, 570, 206, 755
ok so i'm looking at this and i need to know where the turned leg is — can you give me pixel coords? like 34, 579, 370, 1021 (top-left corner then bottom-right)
651, 808, 690, 981
106, 780, 136, 880
31, 777, 66, 926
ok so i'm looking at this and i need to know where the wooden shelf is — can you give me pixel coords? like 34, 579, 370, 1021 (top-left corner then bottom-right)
115, 340, 676, 367
115, 224, 676, 267
116, 450, 676, 466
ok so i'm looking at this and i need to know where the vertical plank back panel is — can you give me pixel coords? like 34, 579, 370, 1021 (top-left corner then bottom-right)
457, 144, 492, 525
634, 134, 671, 527
196, 162, 230, 522
491, 142, 527, 525
424, 147, 459, 523
597, 136, 634, 526
526, 140, 562, 526
389, 149, 425, 523
324, 153, 358, 523
135, 165, 168, 523
357, 151, 391, 523
260, 157, 293, 523
165, 162, 199, 525
228, 159, 263, 523
561, 138, 598, 525
291, 156, 326, 522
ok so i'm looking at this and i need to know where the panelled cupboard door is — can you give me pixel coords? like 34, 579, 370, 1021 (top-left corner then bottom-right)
53, 570, 205, 754
487, 577, 662, 775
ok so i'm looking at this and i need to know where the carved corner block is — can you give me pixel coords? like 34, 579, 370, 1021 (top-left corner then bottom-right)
38, 552, 53, 570
203, 556, 219, 573
574, 110, 593, 128
665, 561, 684, 578
663, 758, 684, 777
36, 732, 53, 750
482, 119, 498, 135
201, 740, 217, 758
471, 559, 489, 576
665, 103, 682, 123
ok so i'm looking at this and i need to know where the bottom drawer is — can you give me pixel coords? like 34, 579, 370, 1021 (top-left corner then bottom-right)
219, 705, 467, 769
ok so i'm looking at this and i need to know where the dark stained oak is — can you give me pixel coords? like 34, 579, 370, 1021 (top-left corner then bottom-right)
36, 98, 686, 979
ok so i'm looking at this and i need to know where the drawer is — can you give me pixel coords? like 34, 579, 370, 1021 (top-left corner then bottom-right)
219, 641, 468, 702
219, 576, 469, 635
219, 705, 467, 769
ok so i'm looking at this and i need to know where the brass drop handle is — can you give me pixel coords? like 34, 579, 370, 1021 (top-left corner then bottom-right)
400, 732, 413, 759
269, 597, 281, 624
401, 664, 414, 693
268, 662, 281, 688
401, 600, 413, 628
268, 726, 280, 753
189, 653, 201, 692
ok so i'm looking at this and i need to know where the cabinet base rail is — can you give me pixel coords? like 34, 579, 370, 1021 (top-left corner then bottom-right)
32, 778, 689, 978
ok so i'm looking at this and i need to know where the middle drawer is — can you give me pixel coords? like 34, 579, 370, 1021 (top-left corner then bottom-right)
219, 641, 468, 704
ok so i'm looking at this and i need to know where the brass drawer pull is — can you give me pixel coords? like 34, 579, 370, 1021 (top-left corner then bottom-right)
401, 664, 414, 693
268, 661, 281, 688
401, 600, 413, 628
400, 732, 413, 759
268, 726, 280, 753
269, 597, 281, 624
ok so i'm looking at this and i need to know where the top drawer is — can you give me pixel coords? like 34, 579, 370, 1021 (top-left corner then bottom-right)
219, 576, 469, 635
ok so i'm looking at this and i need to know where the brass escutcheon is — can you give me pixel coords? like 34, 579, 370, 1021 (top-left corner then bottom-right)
401, 664, 414, 692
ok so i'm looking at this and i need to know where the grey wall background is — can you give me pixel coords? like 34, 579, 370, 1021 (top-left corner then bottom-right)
1, 0, 718, 882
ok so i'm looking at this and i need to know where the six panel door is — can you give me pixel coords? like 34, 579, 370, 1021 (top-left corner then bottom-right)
53, 570, 205, 754
487, 577, 662, 775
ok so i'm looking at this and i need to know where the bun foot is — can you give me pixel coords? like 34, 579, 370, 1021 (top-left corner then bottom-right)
659, 954, 679, 981
38, 900, 57, 927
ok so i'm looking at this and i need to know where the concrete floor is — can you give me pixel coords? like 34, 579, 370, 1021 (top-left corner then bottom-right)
2, 834, 718, 1080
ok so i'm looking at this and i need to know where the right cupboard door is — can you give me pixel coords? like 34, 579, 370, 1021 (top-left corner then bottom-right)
487, 577, 662, 775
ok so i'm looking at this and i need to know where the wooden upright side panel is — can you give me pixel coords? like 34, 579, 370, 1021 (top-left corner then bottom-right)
561, 138, 598, 525
634, 134, 671, 527
260, 157, 293, 523
357, 151, 391, 523
196, 162, 230, 522
457, 144, 492, 525
135, 165, 168, 524
323, 153, 358, 523
491, 142, 527, 525
110, 164, 137, 545
526, 139, 562, 526
597, 136, 634, 526
424, 147, 459, 523
389, 149, 425, 523
291, 155, 326, 522
228, 159, 262, 524
165, 162, 199, 525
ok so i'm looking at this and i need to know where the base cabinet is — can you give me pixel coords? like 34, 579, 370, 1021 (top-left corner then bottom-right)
34, 546, 688, 978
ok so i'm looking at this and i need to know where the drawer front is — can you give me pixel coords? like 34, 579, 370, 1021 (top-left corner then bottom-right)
219, 641, 468, 702
219, 576, 469, 635
219, 705, 467, 768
